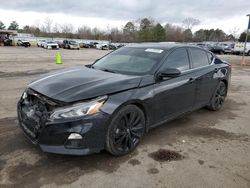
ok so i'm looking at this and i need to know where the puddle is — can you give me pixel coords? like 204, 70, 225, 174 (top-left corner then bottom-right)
149, 149, 183, 162
147, 168, 159, 174
198, 160, 204, 165
128, 159, 141, 166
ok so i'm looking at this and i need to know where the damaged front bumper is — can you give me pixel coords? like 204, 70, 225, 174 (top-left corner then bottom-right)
17, 89, 110, 155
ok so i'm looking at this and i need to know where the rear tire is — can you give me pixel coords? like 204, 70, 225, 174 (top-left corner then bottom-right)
206, 81, 227, 111
106, 105, 145, 156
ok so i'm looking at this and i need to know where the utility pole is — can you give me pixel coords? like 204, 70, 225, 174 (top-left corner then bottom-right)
241, 14, 250, 65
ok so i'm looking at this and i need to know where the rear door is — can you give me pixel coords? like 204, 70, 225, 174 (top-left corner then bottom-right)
188, 47, 218, 108
153, 47, 196, 123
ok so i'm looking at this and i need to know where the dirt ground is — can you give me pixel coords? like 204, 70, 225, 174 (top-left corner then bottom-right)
0, 46, 250, 188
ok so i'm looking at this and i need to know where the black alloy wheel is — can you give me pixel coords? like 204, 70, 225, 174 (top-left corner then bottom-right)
106, 105, 145, 156
207, 81, 227, 111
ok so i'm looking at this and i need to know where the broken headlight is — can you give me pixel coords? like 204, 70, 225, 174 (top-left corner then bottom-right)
50, 96, 107, 120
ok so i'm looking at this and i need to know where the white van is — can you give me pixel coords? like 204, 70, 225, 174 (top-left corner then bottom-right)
233, 42, 250, 55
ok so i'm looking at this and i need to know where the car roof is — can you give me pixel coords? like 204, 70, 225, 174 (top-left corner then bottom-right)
125, 42, 198, 50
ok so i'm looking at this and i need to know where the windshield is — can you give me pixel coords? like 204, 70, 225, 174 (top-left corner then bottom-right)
92, 47, 165, 75
70, 41, 77, 44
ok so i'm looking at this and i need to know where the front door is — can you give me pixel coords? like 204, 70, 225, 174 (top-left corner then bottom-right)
153, 48, 196, 123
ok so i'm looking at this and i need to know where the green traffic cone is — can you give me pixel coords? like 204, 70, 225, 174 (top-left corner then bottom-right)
56, 52, 62, 64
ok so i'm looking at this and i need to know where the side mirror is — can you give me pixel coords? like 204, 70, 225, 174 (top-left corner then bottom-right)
157, 68, 181, 79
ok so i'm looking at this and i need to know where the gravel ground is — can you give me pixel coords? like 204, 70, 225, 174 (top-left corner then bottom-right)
0, 47, 250, 188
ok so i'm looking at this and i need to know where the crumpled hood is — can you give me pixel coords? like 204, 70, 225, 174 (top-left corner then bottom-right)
28, 67, 142, 103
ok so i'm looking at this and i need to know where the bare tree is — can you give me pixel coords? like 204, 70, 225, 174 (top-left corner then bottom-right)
110, 27, 122, 42
44, 18, 53, 33
92, 27, 102, 40
53, 23, 60, 33
60, 24, 74, 38
77, 25, 92, 39
34, 19, 41, 29
165, 24, 184, 42
61, 24, 74, 33
182, 17, 200, 30
229, 26, 240, 41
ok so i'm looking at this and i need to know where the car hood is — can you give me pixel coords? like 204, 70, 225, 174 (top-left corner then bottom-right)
28, 67, 142, 103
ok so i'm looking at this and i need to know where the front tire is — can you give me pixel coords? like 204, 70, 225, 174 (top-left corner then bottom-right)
206, 81, 227, 111
106, 105, 145, 156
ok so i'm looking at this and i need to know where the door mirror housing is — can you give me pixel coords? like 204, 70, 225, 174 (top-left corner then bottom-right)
157, 68, 181, 79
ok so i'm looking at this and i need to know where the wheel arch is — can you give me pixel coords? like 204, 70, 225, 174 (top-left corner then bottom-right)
107, 99, 151, 132
221, 79, 228, 89
129, 101, 150, 132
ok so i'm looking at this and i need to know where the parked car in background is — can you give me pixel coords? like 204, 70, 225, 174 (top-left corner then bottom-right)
63, 40, 80, 50
55, 41, 64, 48
37, 40, 47, 47
196, 43, 206, 48
89, 42, 97, 48
17, 39, 31, 47
96, 43, 109, 50
203, 44, 225, 54
80, 42, 96, 48
108, 44, 118, 50
233, 42, 250, 55
79, 42, 89, 48
117, 44, 125, 48
3, 38, 13, 46
217, 43, 234, 54
17, 43, 231, 156
43, 41, 59, 49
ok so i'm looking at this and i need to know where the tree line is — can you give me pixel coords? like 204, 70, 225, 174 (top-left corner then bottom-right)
0, 18, 249, 42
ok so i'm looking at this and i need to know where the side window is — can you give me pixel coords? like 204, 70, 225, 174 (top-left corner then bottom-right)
190, 48, 209, 68
207, 52, 214, 64
161, 48, 190, 71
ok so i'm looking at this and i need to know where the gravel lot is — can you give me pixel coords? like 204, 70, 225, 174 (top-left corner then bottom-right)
0, 47, 250, 188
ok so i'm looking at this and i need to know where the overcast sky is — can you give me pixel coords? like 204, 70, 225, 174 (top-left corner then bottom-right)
0, 0, 249, 34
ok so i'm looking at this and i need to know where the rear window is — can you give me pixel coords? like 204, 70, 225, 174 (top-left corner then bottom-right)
190, 48, 209, 68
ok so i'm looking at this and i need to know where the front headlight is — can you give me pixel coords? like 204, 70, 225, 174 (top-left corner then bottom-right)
50, 96, 107, 120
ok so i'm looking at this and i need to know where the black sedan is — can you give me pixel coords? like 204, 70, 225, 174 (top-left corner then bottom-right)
17, 43, 231, 156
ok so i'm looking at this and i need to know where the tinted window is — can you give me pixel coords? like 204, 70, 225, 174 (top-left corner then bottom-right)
161, 48, 190, 71
190, 48, 209, 68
